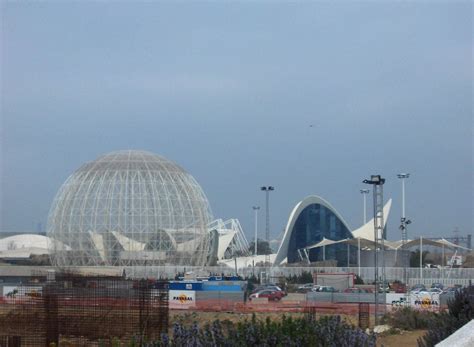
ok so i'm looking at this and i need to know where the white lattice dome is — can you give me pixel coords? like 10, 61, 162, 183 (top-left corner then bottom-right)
47, 150, 213, 266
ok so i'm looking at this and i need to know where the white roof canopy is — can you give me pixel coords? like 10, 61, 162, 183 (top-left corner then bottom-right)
304, 236, 471, 251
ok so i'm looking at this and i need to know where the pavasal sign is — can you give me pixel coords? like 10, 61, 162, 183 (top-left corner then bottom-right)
173, 293, 193, 304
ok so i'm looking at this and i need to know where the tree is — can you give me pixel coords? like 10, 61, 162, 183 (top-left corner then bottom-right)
248, 239, 273, 255
410, 249, 430, 267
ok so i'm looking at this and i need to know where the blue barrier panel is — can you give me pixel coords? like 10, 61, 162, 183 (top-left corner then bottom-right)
169, 282, 204, 291
202, 285, 243, 292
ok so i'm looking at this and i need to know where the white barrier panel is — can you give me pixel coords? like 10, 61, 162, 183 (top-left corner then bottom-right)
386, 293, 441, 311
2, 286, 42, 297
386, 293, 409, 308
169, 290, 195, 309
410, 293, 440, 311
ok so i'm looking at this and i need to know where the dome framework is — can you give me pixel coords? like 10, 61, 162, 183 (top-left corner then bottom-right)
47, 150, 212, 267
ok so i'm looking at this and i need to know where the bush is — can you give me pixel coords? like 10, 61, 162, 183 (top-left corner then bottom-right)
417, 286, 474, 347
286, 271, 313, 284
382, 306, 435, 331
156, 314, 376, 346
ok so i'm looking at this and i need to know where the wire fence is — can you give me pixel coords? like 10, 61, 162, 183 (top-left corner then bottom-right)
0, 273, 169, 346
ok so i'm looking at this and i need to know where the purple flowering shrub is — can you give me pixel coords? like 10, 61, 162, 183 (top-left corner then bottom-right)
151, 314, 376, 347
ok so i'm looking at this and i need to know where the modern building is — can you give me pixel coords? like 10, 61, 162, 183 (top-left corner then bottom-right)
45, 150, 251, 268
274, 195, 392, 266
0, 234, 69, 263
47, 150, 214, 267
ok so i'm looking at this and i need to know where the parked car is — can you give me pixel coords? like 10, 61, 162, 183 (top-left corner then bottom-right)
411, 288, 429, 295
249, 289, 284, 301
252, 285, 287, 296
390, 282, 407, 293
443, 286, 461, 294
431, 283, 444, 290
296, 283, 315, 293
394, 285, 407, 293
410, 284, 426, 293
316, 286, 337, 293
428, 288, 443, 294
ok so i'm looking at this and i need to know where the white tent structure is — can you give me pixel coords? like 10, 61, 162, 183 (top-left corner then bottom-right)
0, 234, 70, 260
352, 199, 392, 241
303, 234, 471, 277
209, 219, 251, 261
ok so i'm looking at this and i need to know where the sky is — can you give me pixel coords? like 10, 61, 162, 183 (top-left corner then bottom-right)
1, 1, 472, 242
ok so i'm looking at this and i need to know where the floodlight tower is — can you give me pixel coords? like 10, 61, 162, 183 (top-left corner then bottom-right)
360, 189, 370, 224
252, 206, 260, 256
363, 175, 386, 325
261, 186, 274, 265
397, 173, 411, 288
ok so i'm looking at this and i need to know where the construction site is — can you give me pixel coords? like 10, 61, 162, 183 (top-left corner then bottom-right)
0, 272, 169, 346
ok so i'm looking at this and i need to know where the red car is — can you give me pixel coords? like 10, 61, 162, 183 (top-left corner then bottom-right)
249, 289, 284, 301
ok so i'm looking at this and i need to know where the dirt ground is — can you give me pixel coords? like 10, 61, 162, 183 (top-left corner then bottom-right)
377, 330, 427, 347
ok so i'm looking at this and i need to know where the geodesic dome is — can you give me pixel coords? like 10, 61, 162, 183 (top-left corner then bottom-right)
47, 150, 213, 266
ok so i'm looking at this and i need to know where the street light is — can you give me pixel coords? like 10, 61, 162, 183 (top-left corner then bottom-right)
360, 189, 370, 224
252, 206, 260, 256
358, 189, 370, 278
363, 175, 386, 326
397, 173, 410, 219
261, 186, 274, 266
397, 173, 411, 287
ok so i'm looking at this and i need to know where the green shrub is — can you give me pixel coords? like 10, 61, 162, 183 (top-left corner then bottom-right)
418, 286, 474, 347
382, 306, 435, 331
286, 271, 313, 284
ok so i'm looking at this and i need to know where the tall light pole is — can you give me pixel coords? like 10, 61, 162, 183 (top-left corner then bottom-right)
252, 206, 260, 256
397, 173, 411, 288
360, 189, 370, 224
261, 186, 274, 266
397, 173, 410, 219
363, 175, 386, 326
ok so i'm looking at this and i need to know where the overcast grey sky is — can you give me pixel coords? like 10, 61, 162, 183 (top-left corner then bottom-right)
1, 1, 472, 242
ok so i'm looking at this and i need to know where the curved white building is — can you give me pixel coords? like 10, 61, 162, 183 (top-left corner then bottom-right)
274, 195, 354, 266
274, 195, 392, 266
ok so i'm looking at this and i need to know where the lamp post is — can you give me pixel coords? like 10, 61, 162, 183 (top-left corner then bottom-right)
261, 186, 274, 266
397, 173, 410, 220
360, 189, 370, 224
397, 173, 411, 288
358, 189, 370, 279
363, 175, 386, 326
252, 206, 260, 256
